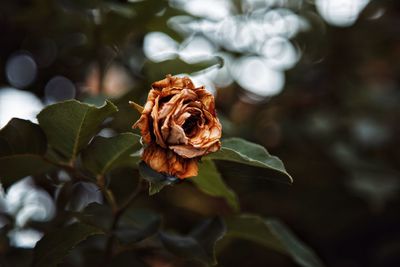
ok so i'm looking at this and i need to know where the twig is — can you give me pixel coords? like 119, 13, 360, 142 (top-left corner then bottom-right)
103, 178, 144, 264
96, 175, 118, 213
43, 156, 93, 182
116, 178, 144, 217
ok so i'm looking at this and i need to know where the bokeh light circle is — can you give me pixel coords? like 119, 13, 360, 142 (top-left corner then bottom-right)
44, 76, 76, 103
6, 52, 37, 88
233, 56, 285, 97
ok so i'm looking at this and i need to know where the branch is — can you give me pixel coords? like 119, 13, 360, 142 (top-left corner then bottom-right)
103, 178, 144, 264
96, 175, 118, 213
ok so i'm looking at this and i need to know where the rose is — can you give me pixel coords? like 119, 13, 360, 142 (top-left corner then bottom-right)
133, 75, 222, 179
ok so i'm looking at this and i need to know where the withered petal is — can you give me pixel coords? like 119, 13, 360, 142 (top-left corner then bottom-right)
142, 144, 198, 179
169, 145, 208, 158
142, 145, 169, 174
195, 87, 216, 114
133, 75, 221, 179
167, 123, 189, 145
152, 74, 195, 91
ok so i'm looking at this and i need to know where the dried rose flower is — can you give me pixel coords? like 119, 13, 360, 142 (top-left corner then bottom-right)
133, 75, 222, 179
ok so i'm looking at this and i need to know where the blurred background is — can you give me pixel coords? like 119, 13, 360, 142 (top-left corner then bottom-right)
1, 0, 400, 266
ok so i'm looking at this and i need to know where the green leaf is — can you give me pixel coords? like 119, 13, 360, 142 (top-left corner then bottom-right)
159, 233, 208, 264
224, 215, 286, 253
77, 202, 113, 231
159, 217, 226, 266
145, 57, 224, 82
190, 217, 226, 265
206, 137, 293, 184
0, 155, 54, 188
138, 161, 179, 195
192, 160, 239, 212
104, 2, 136, 18
100, 0, 168, 45
267, 219, 326, 267
32, 222, 104, 267
108, 251, 148, 267
0, 118, 46, 154
82, 133, 141, 176
37, 100, 118, 162
115, 209, 161, 245
146, 6, 188, 42
224, 215, 325, 267
0, 119, 53, 188
148, 182, 166, 195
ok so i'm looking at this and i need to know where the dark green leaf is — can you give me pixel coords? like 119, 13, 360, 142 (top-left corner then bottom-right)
145, 57, 224, 82
0, 118, 46, 154
100, 0, 168, 45
63, 0, 102, 10
146, 7, 188, 42
104, 2, 136, 18
0, 155, 54, 188
82, 133, 141, 176
138, 161, 179, 195
37, 100, 118, 162
148, 182, 166, 196
77, 202, 114, 231
0, 119, 53, 188
206, 138, 293, 184
267, 219, 326, 267
159, 233, 208, 264
192, 160, 239, 212
32, 223, 104, 267
190, 217, 226, 265
2, 248, 33, 267
159, 217, 225, 266
108, 251, 148, 267
224, 215, 325, 267
115, 209, 161, 245
62, 182, 103, 212
224, 214, 286, 253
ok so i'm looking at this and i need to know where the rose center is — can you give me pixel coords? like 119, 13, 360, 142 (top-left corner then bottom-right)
182, 115, 199, 135
160, 95, 173, 103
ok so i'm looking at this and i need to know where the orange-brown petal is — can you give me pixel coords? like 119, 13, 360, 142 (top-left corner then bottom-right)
142, 145, 169, 174
142, 145, 199, 179
152, 74, 195, 91
169, 144, 207, 158
132, 89, 160, 144
195, 87, 216, 114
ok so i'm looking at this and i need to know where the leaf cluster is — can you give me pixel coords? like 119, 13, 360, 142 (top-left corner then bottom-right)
0, 100, 322, 267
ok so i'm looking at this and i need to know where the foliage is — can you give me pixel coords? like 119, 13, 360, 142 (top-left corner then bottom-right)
32, 223, 104, 267
0, 99, 324, 266
4, 0, 397, 266
0, 119, 53, 188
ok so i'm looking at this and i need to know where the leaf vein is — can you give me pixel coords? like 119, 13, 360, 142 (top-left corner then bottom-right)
71, 107, 89, 163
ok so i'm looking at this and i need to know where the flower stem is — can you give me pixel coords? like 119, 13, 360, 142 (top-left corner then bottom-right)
103, 178, 144, 264
96, 175, 118, 213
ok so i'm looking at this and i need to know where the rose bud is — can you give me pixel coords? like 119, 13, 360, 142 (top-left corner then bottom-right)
133, 75, 222, 179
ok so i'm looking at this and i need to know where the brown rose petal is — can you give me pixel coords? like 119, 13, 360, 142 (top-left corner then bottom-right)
157, 90, 197, 144
176, 112, 191, 127
142, 144, 198, 179
151, 95, 167, 148
133, 89, 160, 144
167, 123, 188, 145
152, 75, 195, 91
142, 144, 169, 174
160, 98, 184, 141
158, 90, 195, 119
196, 88, 215, 114
169, 145, 207, 158
133, 74, 222, 179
